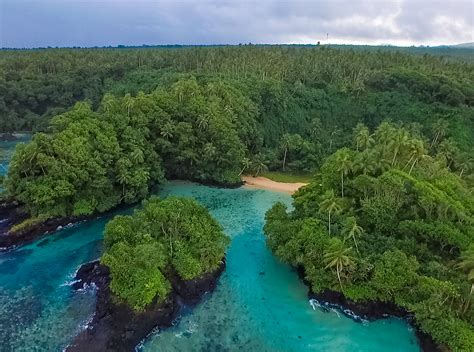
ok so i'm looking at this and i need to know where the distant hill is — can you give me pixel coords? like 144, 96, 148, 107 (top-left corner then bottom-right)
448, 42, 474, 49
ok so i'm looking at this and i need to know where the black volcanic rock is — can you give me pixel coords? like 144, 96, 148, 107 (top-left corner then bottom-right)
295, 267, 442, 352
67, 259, 225, 352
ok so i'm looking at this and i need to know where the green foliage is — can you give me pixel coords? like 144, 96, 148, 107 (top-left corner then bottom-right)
102, 196, 229, 311
264, 121, 474, 351
5, 78, 259, 217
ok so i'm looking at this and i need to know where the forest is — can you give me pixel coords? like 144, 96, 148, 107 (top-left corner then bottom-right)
264, 122, 474, 351
1, 45, 473, 350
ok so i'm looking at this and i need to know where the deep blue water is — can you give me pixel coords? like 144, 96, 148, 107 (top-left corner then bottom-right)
0, 138, 421, 351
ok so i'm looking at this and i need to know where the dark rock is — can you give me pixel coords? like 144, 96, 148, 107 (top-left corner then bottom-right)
67, 258, 226, 352
0, 133, 18, 141
295, 266, 443, 352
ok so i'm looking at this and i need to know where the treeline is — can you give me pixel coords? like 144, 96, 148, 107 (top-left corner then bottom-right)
1, 46, 473, 155
264, 122, 474, 351
5, 78, 257, 218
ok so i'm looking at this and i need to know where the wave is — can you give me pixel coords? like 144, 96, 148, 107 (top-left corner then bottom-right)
309, 298, 368, 324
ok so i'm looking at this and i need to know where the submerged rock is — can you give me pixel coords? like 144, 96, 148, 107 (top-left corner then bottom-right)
67, 259, 226, 352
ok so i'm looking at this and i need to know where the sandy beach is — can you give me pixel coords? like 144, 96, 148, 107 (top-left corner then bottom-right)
242, 176, 308, 194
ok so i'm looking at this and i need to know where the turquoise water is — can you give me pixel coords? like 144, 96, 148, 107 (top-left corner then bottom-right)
0, 134, 31, 176
0, 178, 421, 351
141, 183, 420, 352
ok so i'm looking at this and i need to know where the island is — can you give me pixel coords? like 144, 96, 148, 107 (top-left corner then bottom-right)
67, 196, 229, 351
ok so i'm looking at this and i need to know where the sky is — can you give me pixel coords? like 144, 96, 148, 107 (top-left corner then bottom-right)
1, 0, 473, 48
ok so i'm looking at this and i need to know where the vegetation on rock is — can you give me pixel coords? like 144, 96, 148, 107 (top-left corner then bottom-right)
102, 196, 229, 311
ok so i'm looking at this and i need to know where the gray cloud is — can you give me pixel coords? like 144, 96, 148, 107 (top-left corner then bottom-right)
1, 0, 473, 48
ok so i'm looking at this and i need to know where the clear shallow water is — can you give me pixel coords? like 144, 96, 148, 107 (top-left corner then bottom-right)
0, 134, 31, 176
0, 180, 420, 352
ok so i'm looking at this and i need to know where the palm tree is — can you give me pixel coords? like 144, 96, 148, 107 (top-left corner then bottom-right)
458, 155, 474, 178
131, 148, 144, 164
353, 123, 373, 151
437, 139, 459, 169
405, 139, 427, 175
102, 93, 116, 113
197, 114, 210, 130
324, 238, 355, 291
310, 117, 322, 140
390, 128, 409, 166
238, 157, 251, 176
252, 154, 267, 176
353, 151, 375, 176
431, 118, 449, 148
342, 216, 364, 254
335, 149, 352, 197
375, 121, 395, 146
280, 134, 291, 171
203, 143, 217, 159
319, 190, 343, 235
123, 94, 134, 117
455, 246, 474, 313
160, 123, 174, 139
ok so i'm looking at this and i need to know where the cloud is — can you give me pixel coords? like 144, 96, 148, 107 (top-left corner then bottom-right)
1, 0, 472, 48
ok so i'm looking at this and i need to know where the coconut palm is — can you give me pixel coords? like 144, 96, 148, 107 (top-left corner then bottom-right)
123, 94, 134, 116
101, 93, 116, 113
280, 133, 291, 171
310, 117, 322, 138
335, 149, 352, 197
456, 246, 474, 313
197, 114, 210, 130
251, 153, 267, 176
319, 190, 343, 235
342, 216, 364, 254
353, 123, 373, 151
375, 121, 395, 146
324, 238, 355, 291
405, 139, 427, 175
437, 139, 459, 169
431, 118, 449, 148
389, 128, 409, 166
160, 123, 174, 139
238, 157, 251, 176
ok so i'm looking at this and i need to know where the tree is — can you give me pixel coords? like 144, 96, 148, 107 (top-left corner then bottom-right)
280, 133, 291, 171
251, 153, 267, 176
431, 118, 449, 148
353, 123, 373, 151
319, 190, 343, 235
238, 157, 251, 176
456, 245, 474, 298
389, 128, 409, 166
405, 139, 427, 175
342, 216, 364, 254
323, 238, 355, 291
335, 148, 352, 197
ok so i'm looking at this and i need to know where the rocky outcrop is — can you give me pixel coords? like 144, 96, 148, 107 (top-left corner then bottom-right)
0, 201, 86, 249
67, 259, 226, 352
0, 133, 18, 141
296, 267, 443, 352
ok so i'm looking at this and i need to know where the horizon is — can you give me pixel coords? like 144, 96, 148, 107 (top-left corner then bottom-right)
1, 42, 473, 51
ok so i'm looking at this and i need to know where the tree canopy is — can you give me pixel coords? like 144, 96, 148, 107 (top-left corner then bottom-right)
102, 196, 229, 311
264, 122, 474, 351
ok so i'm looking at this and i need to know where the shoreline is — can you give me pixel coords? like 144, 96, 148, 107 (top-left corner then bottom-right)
242, 176, 307, 194
295, 267, 442, 352
67, 259, 226, 352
